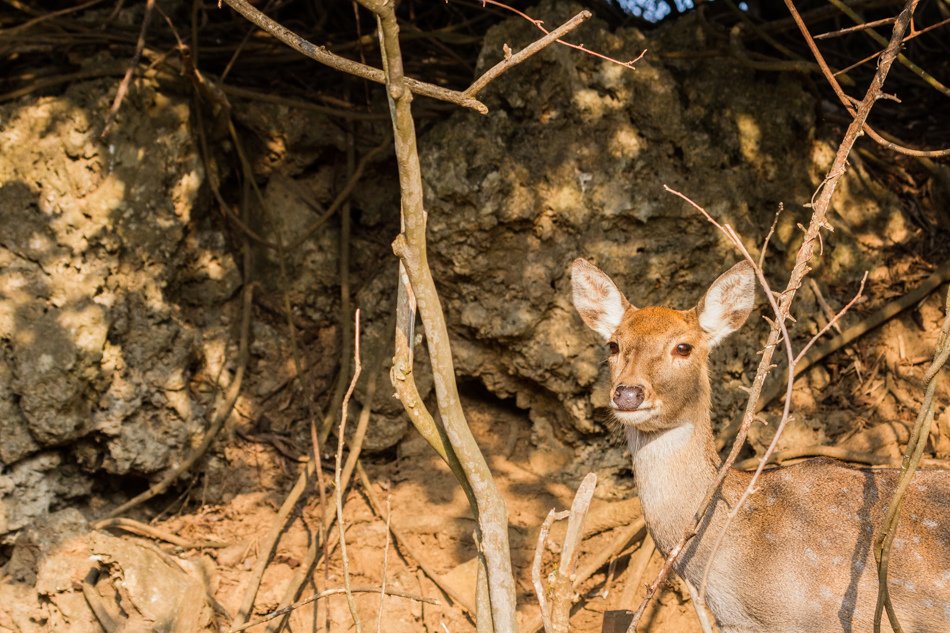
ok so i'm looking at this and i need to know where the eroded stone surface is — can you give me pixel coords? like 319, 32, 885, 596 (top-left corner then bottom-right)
0, 77, 237, 540
420, 0, 893, 438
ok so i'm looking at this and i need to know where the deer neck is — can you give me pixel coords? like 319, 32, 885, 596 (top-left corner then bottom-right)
625, 408, 719, 559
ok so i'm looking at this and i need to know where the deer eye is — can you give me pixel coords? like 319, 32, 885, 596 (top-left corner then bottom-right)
608, 341, 620, 355
674, 343, 693, 357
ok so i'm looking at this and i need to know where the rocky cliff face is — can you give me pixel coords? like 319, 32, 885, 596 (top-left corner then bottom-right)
421, 0, 829, 440
0, 78, 240, 541
0, 1, 899, 540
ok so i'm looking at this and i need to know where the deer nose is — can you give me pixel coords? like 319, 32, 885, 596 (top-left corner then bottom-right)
613, 385, 645, 411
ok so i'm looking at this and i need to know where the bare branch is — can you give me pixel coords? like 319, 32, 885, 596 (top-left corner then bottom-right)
220, 0, 488, 113
358, 0, 519, 628
783, 0, 950, 158
227, 586, 439, 633
376, 493, 393, 633
551, 473, 598, 632
754, 260, 950, 414
794, 273, 867, 365
464, 10, 592, 98
815, 16, 896, 39
826, 0, 949, 97
527, 518, 646, 633
532, 509, 570, 633
336, 309, 364, 633
481, 0, 646, 70
874, 287, 950, 632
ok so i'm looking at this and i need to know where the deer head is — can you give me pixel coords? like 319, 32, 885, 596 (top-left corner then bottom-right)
571, 258, 755, 433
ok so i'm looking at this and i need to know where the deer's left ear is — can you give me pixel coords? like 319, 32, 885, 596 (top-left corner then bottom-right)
697, 261, 755, 347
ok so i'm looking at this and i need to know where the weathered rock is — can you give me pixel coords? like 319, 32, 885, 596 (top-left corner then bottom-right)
0, 453, 90, 544
7, 508, 88, 584
419, 0, 891, 438
32, 531, 215, 633
0, 75, 238, 537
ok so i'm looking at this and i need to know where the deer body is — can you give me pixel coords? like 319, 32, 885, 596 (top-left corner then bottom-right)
571, 259, 950, 632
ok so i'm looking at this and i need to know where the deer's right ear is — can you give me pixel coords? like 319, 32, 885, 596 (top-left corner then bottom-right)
571, 258, 631, 341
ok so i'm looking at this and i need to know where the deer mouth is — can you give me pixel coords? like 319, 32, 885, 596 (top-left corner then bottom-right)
610, 406, 659, 426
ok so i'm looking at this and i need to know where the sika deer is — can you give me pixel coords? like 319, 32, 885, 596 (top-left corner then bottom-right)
570, 258, 950, 633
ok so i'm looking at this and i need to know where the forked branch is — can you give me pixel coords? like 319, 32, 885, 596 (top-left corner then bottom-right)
221, 0, 593, 115
357, 0, 518, 629
531, 473, 598, 633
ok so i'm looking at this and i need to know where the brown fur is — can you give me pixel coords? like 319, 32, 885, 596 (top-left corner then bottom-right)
571, 258, 950, 633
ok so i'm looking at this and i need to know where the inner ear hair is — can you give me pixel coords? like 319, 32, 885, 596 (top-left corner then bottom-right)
697, 262, 755, 346
571, 258, 631, 341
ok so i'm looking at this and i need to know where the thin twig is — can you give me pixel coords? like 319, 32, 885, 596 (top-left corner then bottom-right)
336, 308, 364, 633
241, 305, 381, 633
464, 10, 591, 98
95, 517, 228, 549
481, 0, 646, 70
532, 509, 570, 633
0, 0, 106, 36
101, 0, 155, 138
832, 17, 950, 76
654, 191, 797, 611
874, 287, 950, 633
227, 586, 439, 633
815, 16, 895, 39
826, 0, 949, 98
794, 274, 867, 364
221, 84, 388, 120
376, 493, 392, 633
220, 0, 488, 113
264, 326, 386, 633
784, 0, 950, 158
757, 204, 782, 271
356, 462, 477, 617
808, 278, 843, 334
752, 261, 950, 416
